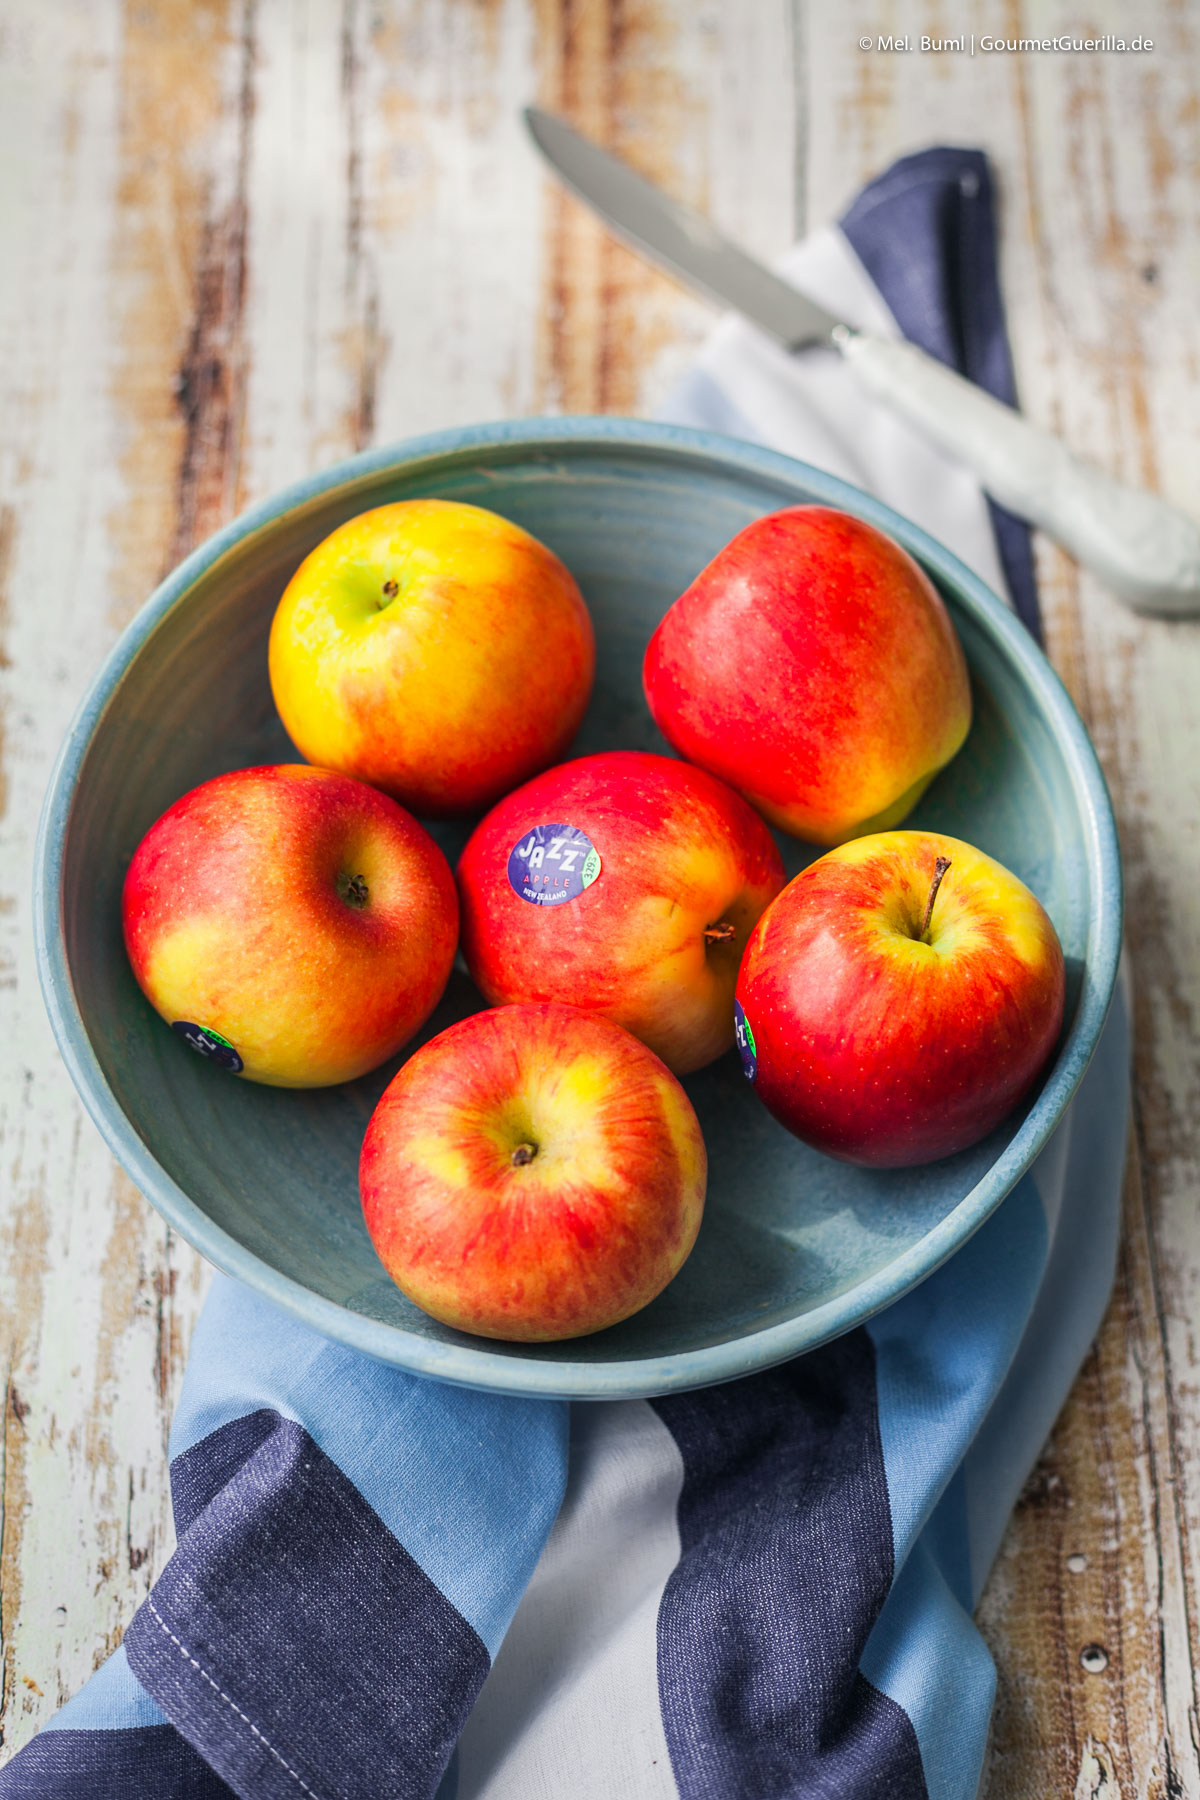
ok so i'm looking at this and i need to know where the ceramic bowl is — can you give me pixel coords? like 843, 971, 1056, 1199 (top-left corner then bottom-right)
34, 419, 1122, 1398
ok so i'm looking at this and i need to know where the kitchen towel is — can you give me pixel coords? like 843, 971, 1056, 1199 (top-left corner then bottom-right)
1, 147, 1130, 1800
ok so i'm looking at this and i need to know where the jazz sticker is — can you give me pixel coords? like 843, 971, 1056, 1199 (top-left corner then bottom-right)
508, 822, 602, 907
733, 1000, 757, 1083
171, 1021, 244, 1074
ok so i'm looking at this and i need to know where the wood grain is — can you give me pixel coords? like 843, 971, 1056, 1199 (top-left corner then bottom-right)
2, 1, 1198, 1792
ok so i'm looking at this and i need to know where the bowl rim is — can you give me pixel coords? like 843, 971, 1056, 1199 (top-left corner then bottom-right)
33, 415, 1124, 1399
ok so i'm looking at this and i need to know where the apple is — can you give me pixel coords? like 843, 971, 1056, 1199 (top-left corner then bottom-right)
643, 505, 972, 846
455, 750, 786, 1075
360, 1002, 707, 1341
122, 764, 459, 1087
734, 830, 1066, 1166
268, 498, 595, 816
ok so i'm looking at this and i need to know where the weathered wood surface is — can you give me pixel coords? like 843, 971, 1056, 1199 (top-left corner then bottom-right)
1, 3, 1197, 1794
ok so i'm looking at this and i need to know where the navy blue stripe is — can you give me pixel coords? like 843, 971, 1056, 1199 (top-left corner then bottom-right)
0, 1723, 234, 1798
171, 1409, 277, 1535
125, 1414, 489, 1800
652, 1331, 927, 1800
840, 146, 1043, 643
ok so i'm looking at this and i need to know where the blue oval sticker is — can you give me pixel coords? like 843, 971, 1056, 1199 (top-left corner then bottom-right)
507, 822, 602, 907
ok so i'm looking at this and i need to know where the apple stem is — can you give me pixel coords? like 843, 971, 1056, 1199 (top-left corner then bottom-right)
704, 921, 738, 946
919, 857, 952, 940
511, 1143, 537, 1167
338, 871, 369, 909
381, 578, 399, 602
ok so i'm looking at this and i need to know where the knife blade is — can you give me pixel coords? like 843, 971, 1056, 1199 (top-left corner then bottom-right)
523, 106, 1200, 616
524, 107, 840, 352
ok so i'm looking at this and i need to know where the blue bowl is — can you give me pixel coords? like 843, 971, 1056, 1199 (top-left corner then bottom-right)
34, 419, 1122, 1398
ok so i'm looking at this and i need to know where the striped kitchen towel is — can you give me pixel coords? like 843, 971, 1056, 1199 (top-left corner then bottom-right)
2, 147, 1129, 1800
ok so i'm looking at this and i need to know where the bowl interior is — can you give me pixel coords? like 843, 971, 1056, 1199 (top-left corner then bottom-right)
48, 427, 1114, 1395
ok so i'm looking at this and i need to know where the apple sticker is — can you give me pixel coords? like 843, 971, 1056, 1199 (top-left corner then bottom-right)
507, 822, 601, 907
171, 1022, 244, 1074
734, 1000, 757, 1082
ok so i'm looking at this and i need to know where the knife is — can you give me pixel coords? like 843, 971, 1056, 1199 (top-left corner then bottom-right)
525, 106, 1200, 618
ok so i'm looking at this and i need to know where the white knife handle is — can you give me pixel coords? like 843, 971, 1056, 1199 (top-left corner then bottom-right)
835, 328, 1200, 617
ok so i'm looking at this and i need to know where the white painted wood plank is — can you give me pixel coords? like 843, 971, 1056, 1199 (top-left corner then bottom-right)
0, 0, 213, 1747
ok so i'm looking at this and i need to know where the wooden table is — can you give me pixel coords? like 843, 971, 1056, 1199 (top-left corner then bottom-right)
2, 3, 1197, 1792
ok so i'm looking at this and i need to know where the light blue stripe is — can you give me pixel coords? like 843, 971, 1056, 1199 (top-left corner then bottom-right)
859, 1539, 995, 1800
864, 979, 1130, 1795
963, 965, 1130, 1591
861, 1181, 1048, 1800
43, 1645, 167, 1733
867, 1171, 1049, 1567
169, 1277, 569, 1657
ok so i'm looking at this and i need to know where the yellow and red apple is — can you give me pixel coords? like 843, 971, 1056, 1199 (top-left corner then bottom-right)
643, 506, 972, 846
269, 498, 595, 817
360, 1002, 707, 1341
456, 750, 786, 1075
734, 830, 1066, 1166
122, 764, 459, 1087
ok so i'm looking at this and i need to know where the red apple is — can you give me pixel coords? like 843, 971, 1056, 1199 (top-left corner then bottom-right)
360, 1002, 707, 1341
456, 750, 786, 1075
643, 505, 972, 846
734, 831, 1066, 1166
268, 498, 595, 816
122, 764, 458, 1087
